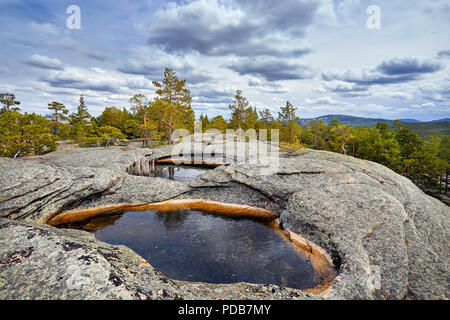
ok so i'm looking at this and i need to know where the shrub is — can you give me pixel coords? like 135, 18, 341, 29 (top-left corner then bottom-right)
76, 126, 126, 148
280, 140, 303, 154
0, 111, 57, 157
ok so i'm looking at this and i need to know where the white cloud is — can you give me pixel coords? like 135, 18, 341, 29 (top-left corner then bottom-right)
40, 64, 155, 96
388, 92, 413, 100
305, 96, 340, 105
147, 0, 316, 58
26, 54, 64, 70
413, 102, 436, 108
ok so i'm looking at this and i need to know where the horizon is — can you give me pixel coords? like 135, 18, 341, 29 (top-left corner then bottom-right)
0, 0, 449, 121
298, 113, 449, 122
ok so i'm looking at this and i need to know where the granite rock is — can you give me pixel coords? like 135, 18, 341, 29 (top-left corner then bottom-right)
0, 141, 448, 300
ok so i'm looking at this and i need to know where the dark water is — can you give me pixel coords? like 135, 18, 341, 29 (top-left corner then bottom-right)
150, 165, 208, 182
65, 210, 318, 289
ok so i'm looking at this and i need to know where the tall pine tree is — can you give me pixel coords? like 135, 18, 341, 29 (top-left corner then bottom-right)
47, 101, 69, 136
70, 95, 90, 125
129, 94, 149, 127
229, 90, 249, 131
0, 93, 21, 112
278, 101, 300, 144
70, 95, 92, 140
152, 68, 193, 144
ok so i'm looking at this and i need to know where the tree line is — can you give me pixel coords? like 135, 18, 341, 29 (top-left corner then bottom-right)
0, 67, 448, 200
0, 68, 194, 155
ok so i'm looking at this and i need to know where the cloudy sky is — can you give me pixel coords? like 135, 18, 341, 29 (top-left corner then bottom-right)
0, 0, 449, 121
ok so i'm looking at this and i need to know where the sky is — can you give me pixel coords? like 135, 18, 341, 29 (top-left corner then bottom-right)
0, 0, 449, 121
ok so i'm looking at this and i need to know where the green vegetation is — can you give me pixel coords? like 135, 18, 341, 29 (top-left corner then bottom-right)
297, 114, 450, 139
1, 68, 448, 202
296, 119, 449, 201
404, 121, 450, 139
0, 68, 194, 155
0, 93, 21, 113
278, 101, 300, 144
0, 111, 56, 157
153, 67, 194, 144
229, 89, 257, 131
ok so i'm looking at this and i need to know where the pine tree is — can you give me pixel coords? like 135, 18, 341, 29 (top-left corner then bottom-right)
259, 108, 275, 125
152, 67, 193, 144
229, 90, 249, 131
0, 93, 21, 112
70, 95, 92, 140
241, 106, 259, 130
278, 101, 300, 144
129, 94, 156, 145
330, 123, 354, 155
395, 126, 424, 178
199, 114, 211, 131
47, 101, 69, 136
70, 95, 91, 125
129, 94, 149, 127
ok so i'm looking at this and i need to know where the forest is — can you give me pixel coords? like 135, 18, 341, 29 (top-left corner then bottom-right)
0, 68, 448, 203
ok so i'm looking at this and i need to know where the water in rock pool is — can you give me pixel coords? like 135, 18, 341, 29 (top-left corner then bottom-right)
64, 210, 318, 290
150, 165, 208, 182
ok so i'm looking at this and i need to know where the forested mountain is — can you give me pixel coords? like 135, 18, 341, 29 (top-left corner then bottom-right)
297, 115, 450, 138
298, 114, 423, 126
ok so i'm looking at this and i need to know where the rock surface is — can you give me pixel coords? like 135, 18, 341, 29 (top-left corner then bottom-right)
0, 139, 448, 300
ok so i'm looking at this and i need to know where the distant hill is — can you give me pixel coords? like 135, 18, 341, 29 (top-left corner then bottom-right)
297, 114, 422, 126
297, 114, 450, 138
430, 118, 450, 123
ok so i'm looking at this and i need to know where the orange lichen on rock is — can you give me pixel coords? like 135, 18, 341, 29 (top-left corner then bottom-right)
269, 219, 336, 296
46, 199, 278, 226
46, 200, 336, 295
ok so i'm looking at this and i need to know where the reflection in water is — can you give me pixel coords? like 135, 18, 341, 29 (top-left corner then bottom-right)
63, 210, 319, 289
151, 165, 208, 182
155, 210, 189, 230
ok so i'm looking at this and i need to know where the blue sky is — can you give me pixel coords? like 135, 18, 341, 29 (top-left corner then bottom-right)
0, 0, 449, 121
